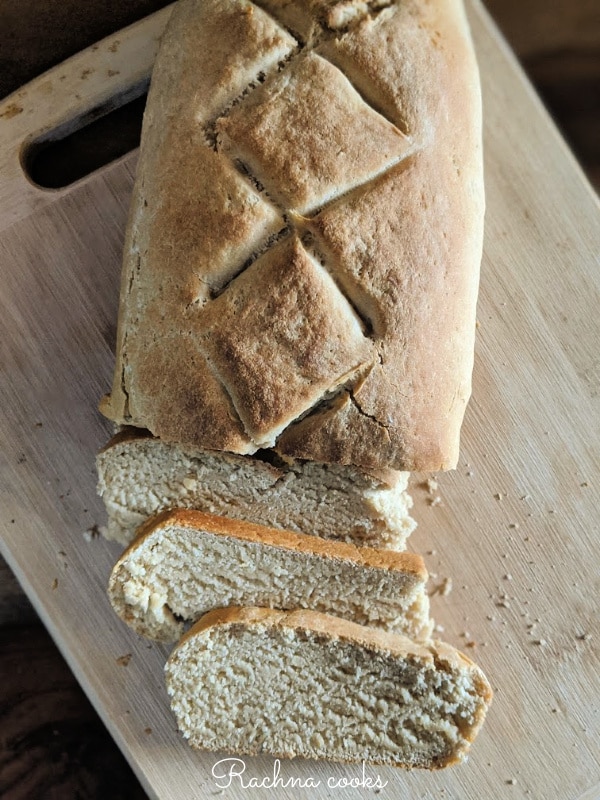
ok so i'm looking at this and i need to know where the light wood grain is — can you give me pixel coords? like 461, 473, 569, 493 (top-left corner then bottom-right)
0, 4, 173, 233
0, 3, 599, 799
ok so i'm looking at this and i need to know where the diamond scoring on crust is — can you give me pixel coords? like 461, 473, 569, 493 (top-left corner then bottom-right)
187, 0, 416, 447
217, 51, 409, 215
198, 235, 372, 447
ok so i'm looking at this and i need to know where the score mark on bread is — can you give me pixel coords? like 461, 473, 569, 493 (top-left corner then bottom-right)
100, 0, 484, 473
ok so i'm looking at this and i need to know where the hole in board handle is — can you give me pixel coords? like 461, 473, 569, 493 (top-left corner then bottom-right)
22, 79, 149, 190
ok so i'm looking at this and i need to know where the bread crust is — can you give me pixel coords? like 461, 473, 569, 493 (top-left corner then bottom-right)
101, 0, 483, 472
179, 605, 476, 672
119, 507, 427, 575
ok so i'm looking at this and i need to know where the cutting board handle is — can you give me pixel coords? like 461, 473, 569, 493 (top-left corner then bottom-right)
0, 5, 173, 233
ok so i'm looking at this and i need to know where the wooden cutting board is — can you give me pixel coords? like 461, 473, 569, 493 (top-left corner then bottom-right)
1, 2, 599, 798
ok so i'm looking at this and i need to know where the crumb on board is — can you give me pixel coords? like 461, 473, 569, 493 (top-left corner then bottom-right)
51, 578, 58, 590
418, 477, 441, 501
494, 492, 503, 501
431, 577, 453, 597
83, 524, 101, 542
116, 653, 132, 667
144, 727, 152, 735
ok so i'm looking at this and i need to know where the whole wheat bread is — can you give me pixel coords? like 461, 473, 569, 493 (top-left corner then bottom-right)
99, 0, 483, 473
97, 0, 491, 768
165, 606, 492, 768
96, 429, 415, 548
108, 508, 431, 642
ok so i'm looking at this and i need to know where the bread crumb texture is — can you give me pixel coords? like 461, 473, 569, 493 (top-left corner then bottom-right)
165, 608, 492, 769
108, 510, 430, 641
96, 433, 415, 548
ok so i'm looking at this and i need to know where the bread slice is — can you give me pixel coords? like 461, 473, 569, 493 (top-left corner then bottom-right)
100, 0, 484, 473
96, 429, 416, 548
165, 607, 492, 768
108, 508, 431, 642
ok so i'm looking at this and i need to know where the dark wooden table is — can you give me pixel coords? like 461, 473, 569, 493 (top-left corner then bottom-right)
1, 1, 598, 797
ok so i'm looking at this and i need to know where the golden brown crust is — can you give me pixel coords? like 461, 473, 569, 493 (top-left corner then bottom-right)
100, 0, 296, 451
101, 0, 483, 471
96, 425, 151, 454
218, 50, 411, 214
122, 507, 427, 576
198, 235, 372, 445
276, 1, 483, 470
180, 606, 477, 672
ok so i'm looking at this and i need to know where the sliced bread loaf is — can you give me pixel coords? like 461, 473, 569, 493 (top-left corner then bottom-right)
165, 607, 492, 769
96, 429, 415, 548
108, 509, 431, 642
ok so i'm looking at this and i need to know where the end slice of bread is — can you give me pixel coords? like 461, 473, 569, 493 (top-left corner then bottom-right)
165, 607, 492, 769
108, 509, 431, 642
96, 429, 416, 549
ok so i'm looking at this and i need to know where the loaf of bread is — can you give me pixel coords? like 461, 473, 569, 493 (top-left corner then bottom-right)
108, 508, 431, 641
96, 429, 415, 548
166, 606, 492, 768
98, 0, 492, 768
100, 0, 484, 473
